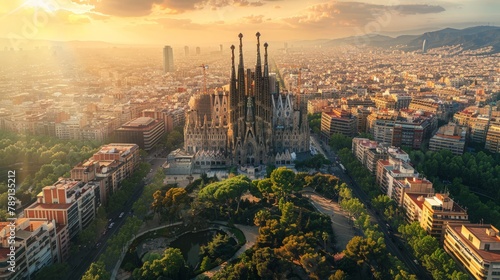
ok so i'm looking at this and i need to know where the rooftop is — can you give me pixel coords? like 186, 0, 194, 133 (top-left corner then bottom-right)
95, 143, 138, 155
450, 224, 500, 262
121, 117, 156, 128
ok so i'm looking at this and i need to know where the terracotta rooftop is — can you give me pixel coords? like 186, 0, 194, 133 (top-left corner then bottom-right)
450, 224, 500, 262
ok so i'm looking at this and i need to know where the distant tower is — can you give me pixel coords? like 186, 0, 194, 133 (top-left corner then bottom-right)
163, 46, 174, 73
196, 47, 201, 55
219, 44, 223, 52
184, 46, 189, 56
422, 39, 427, 54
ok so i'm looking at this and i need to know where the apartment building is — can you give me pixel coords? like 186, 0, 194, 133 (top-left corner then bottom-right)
393, 176, 434, 207
72, 143, 140, 199
113, 117, 165, 150
351, 107, 372, 134
485, 123, 500, 153
142, 107, 186, 133
429, 122, 467, 155
352, 138, 389, 174
0, 219, 59, 280
24, 179, 99, 260
420, 193, 469, 243
403, 193, 426, 223
307, 99, 331, 114
376, 157, 417, 197
409, 98, 451, 121
444, 224, 500, 280
321, 109, 357, 139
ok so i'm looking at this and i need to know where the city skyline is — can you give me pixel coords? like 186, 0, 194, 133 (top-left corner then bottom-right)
1, 0, 499, 47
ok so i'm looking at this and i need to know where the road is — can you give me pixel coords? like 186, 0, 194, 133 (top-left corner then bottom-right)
310, 135, 430, 279
69, 156, 167, 279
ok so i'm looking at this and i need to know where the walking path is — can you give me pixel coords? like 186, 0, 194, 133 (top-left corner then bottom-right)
302, 188, 359, 251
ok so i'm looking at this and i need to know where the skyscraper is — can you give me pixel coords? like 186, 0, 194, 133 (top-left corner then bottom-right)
196, 46, 201, 55
163, 46, 174, 73
184, 46, 189, 56
422, 39, 427, 54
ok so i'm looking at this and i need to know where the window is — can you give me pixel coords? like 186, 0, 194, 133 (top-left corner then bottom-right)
485, 244, 490, 251
468, 234, 473, 242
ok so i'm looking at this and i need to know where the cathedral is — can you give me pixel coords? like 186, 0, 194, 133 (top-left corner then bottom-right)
183, 32, 309, 169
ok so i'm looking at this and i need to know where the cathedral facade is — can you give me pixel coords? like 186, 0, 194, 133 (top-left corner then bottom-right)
184, 32, 309, 168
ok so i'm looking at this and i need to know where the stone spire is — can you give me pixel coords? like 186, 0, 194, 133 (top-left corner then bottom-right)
229, 45, 237, 124
256, 32, 262, 69
263, 42, 269, 77
238, 33, 244, 71
237, 33, 246, 120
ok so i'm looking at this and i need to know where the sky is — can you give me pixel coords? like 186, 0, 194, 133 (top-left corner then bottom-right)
1, 0, 499, 47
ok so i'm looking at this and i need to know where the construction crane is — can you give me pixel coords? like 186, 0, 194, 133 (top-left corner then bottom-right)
199, 64, 209, 94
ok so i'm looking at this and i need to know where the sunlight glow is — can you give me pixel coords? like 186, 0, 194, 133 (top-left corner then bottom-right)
25, 0, 58, 13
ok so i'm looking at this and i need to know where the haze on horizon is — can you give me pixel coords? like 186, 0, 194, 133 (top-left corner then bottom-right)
1, 0, 499, 47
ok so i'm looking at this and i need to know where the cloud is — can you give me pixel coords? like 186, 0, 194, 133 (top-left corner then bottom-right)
155, 17, 204, 29
91, 0, 169, 17
282, 1, 445, 29
243, 14, 264, 24
396, 4, 445, 15
234, 0, 264, 7
91, 0, 266, 16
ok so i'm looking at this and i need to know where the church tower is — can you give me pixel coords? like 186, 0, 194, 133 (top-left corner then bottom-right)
185, 32, 310, 170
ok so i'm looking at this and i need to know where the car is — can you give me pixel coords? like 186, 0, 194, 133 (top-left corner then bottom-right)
96, 242, 101, 248
119, 212, 125, 218
108, 222, 115, 229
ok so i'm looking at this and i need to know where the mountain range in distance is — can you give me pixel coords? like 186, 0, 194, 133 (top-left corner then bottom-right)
1, 25, 499, 55
316, 26, 500, 54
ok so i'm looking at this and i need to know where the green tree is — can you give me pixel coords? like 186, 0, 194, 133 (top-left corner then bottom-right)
257, 178, 273, 198
270, 167, 296, 199
252, 247, 287, 279
413, 235, 439, 260
82, 261, 110, 280
276, 233, 314, 262
34, 263, 70, 280
200, 256, 213, 272
344, 236, 386, 268
198, 175, 251, 216
254, 209, 271, 227
329, 270, 348, 280
340, 197, 365, 219
135, 248, 187, 280
300, 252, 329, 280
162, 187, 189, 221
151, 190, 164, 220
280, 201, 295, 225
422, 248, 456, 280
329, 133, 353, 151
